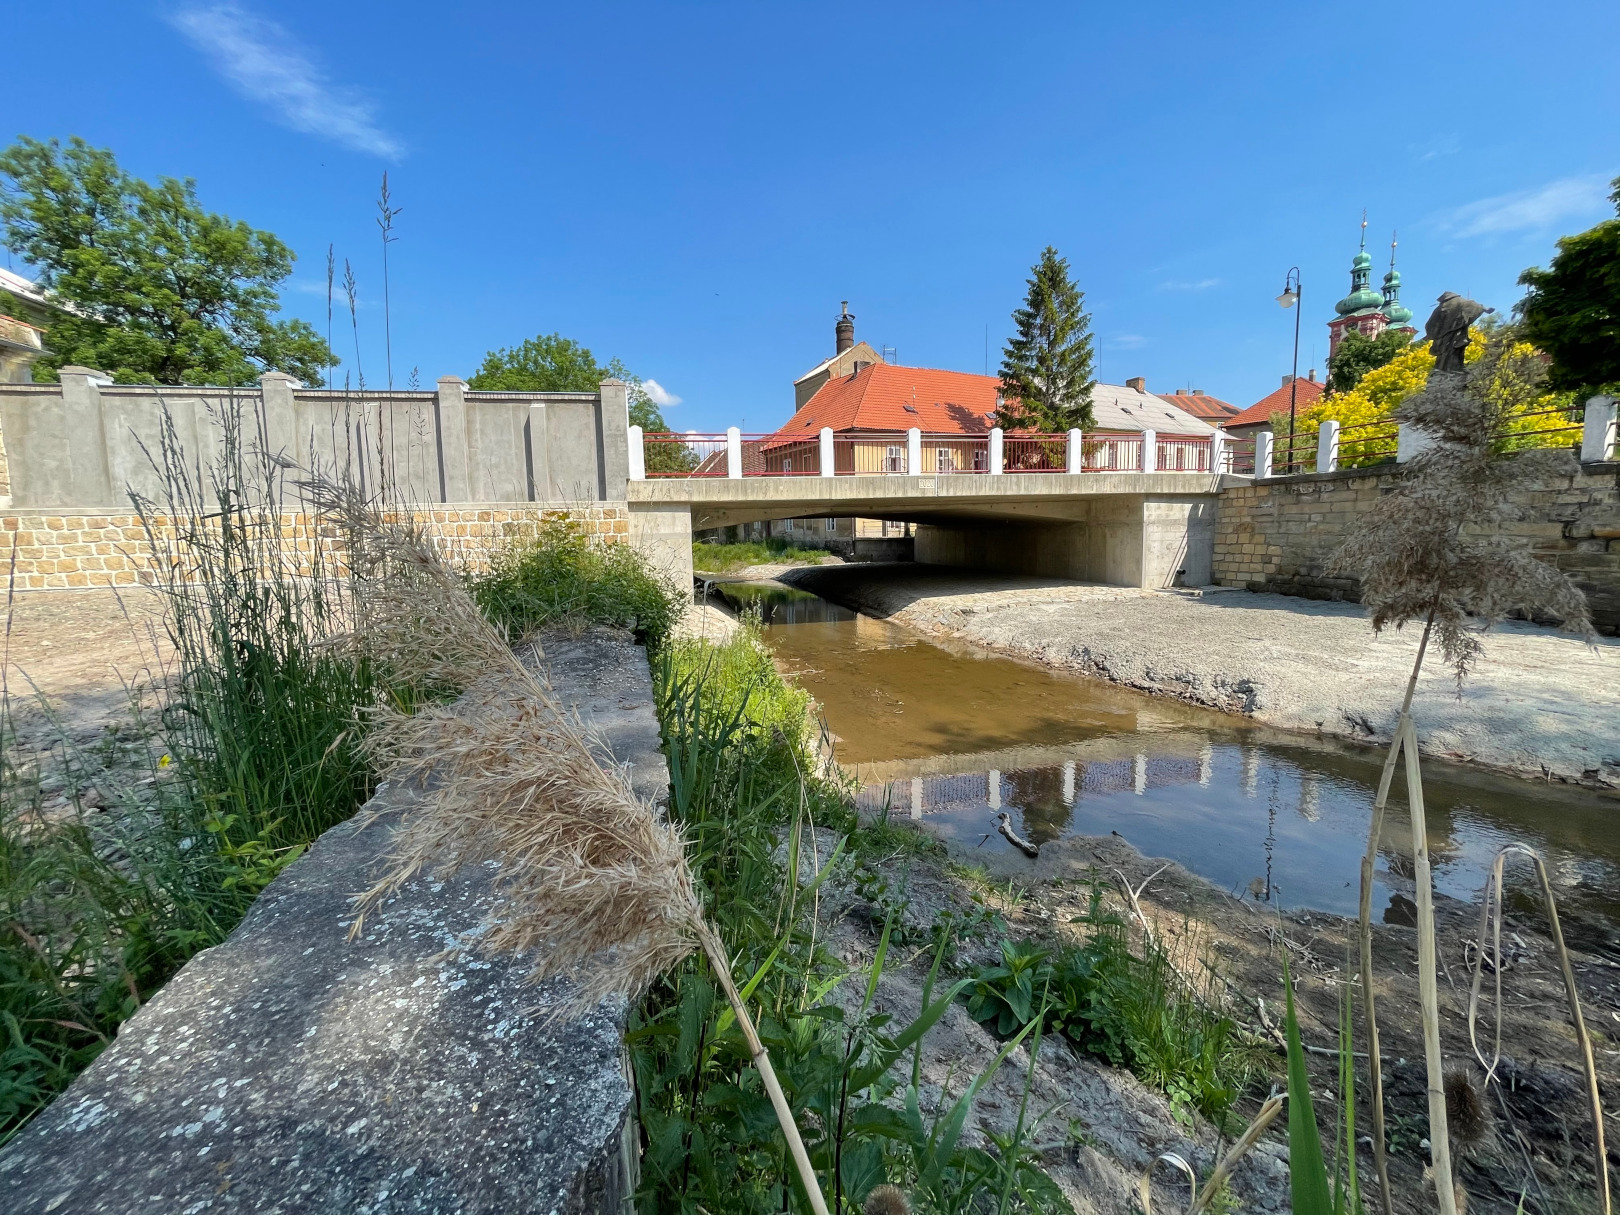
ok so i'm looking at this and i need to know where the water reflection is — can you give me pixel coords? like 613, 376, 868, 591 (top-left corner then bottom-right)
715, 580, 1620, 955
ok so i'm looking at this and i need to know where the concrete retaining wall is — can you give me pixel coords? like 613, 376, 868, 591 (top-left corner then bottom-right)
1212, 461, 1620, 633
0, 630, 665, 1213
0, 373, 630, 511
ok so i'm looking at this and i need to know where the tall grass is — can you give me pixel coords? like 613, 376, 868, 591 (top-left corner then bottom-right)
0, 392, 384, 1141
692, 537, 831, 574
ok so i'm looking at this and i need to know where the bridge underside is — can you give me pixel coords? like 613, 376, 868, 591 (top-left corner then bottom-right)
628, 471, 1243, 595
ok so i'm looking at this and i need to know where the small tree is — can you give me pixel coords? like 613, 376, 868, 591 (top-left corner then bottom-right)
994, 246, 1096, 432
0, 136, 330, 385
1517, 175, 1620, 395
1330, 328, 1596, 1215
1327, 328, 1412, 394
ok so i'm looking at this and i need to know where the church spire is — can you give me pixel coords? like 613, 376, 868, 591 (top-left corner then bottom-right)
1382, 231, 1413, 326
1335, 209, 1383, 317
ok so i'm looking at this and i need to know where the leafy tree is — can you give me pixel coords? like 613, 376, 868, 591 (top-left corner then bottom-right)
469, 333, 693, 471
994, 246, 1096, 432
0, 136, 331, 385
1327, 328, 1411, 394
1516, 175, 1620, 395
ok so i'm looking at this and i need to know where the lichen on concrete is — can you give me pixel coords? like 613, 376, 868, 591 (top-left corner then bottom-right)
0, 628, 666, 1214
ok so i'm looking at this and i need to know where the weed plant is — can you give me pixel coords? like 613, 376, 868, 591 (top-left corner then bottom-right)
692, 536, 831, 574
473, 518, 682, 647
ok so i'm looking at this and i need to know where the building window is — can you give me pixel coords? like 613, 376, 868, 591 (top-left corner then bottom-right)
972, 447, 987, 471
936, 447, 953, 473
825, 517, 835, 534
884, 445, 904, 473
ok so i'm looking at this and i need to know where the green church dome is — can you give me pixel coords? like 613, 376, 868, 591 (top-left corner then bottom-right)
1335, 222, 1385, 315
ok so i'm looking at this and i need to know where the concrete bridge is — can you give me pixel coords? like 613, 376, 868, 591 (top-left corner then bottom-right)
627, 424, 1246, 592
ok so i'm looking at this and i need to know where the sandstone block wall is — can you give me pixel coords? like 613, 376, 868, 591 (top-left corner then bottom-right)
0, 503, 630, 591
1212, 462, 1620, 633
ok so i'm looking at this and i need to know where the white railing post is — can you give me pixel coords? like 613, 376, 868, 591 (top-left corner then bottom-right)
1140, 428, 1157, 473
1256, 430, 1274, 479
1317, 419, 1340, 474
1067, 428, 1083, 473
726, 426, 743, 479
907, 427, 922, 476
989, 427, 1004, 475
1582, 394, 1618, 463
627, 424, 645, 481
1396, 422, 1434, 463
1210, 431, 1226, 473
819, 426, 835, 476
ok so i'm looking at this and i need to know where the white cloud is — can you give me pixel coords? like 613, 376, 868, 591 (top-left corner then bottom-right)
1107, 334, 1148, 349
1158, 278, 1221, 292
1440, 174, 1612, 239
1410, 134, 1460, 163
641, 378, 682, 406
168, 4, 402, 158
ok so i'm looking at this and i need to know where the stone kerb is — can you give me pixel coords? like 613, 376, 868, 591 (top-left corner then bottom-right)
0, 630, 664, 1213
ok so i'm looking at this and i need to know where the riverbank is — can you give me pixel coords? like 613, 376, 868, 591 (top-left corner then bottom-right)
781, 564, 1620, 788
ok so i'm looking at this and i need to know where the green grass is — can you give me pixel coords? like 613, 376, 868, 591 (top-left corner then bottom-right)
474, 518, 684, 648
692, 537, 831, 574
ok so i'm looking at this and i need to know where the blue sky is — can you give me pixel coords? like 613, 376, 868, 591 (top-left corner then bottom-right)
7, 2, 1619, 427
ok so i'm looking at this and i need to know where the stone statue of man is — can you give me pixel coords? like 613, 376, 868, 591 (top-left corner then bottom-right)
1424, 292, 1494, 374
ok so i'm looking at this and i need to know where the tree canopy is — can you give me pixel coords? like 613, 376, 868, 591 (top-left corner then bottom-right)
469, 332, 691, 471
1516, 176, 1620, 395
1326, 328, 1411, 395
0, 136, 330, 385
994, 246, 1096, 432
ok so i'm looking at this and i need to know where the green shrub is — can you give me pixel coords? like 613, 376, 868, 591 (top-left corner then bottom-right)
473, 519, 683, 648
691, 537, 829, 574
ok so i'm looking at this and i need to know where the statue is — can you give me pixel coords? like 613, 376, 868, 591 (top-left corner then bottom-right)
1424, 292, 1494, 374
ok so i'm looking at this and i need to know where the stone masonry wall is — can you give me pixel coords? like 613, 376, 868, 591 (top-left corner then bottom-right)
0, 503, 630, 591
1212, 462, 1620, 634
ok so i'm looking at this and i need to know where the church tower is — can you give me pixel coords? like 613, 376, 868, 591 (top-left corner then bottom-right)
1327, 214, 1395, 359
1380, 234, 1415, 336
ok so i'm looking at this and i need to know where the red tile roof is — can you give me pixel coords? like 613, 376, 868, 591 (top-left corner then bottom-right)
1226, 378, 1325, 429
767, 362, 998, 446
1154, 391, 1238, 422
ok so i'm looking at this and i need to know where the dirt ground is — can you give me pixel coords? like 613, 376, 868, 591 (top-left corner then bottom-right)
822, 816, 1620, 1215
784, 564, 1620, 790
2, 587, 169, 815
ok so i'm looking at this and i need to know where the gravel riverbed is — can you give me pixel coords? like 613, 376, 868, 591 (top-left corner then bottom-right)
783, 564, 1620, 788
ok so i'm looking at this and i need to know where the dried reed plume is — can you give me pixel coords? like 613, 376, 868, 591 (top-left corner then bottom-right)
304, 479, 831, 1215
1330, 328, 1596, 1215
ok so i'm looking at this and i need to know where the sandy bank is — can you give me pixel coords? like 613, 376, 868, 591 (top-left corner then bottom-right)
783, 565, 1620, 788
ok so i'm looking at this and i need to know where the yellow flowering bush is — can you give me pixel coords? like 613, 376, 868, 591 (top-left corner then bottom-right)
1278, 329, 1578, 468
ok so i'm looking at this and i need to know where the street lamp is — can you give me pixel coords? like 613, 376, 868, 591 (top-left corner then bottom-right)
1276, 268, 1302, 473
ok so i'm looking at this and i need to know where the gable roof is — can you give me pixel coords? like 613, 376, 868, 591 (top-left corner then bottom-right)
1154, 391, 1238, 422
768, 363, 1218, 446
1226, 378, 1326, 429
793, 340, 884, 386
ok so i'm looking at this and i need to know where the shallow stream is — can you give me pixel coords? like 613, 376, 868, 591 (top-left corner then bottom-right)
712, 580, 1620, 956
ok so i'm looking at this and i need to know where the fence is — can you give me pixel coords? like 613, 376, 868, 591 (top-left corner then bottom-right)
629, 425, 1221, 479
1246, 395, 1617, 480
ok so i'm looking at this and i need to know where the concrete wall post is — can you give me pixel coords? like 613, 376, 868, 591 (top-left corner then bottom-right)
1317, 419, 1340, 474
1582, 395, 1617, 463
1256, 430, 1274, 479
989, 427, 1004, 475
435, 377, 471, 501
597, 380, 631, 499
1141, 428, 1157, 474
56, 366, 114, 507
907, 427, 922, 476
1066, 428, 1083, 473
258, 372, 301, 473
626, 425, 645, 481
725, 426, 743, 479
1210, 431, 1226, 473
1396, 421, 1434, 463
819, 426, 835, 476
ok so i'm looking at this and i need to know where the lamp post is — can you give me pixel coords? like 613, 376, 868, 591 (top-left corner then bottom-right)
1276, 268, 1302, 474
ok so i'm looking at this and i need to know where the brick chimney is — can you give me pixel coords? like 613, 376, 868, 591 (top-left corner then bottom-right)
835, 302, 855, 354
1125, 376, 1146, 393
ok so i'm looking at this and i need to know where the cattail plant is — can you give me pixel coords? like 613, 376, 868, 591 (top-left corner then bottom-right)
1329, 328, 1596, 1215
310, 482, 832, 1215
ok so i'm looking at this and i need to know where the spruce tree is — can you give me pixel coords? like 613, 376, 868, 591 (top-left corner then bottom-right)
994, 246, 1097, 432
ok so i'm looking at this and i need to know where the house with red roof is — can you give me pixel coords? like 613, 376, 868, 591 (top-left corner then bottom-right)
1150, 385, 1239, 425
1224, 372, 1325, 440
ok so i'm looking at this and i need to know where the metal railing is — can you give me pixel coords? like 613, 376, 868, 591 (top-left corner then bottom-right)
629, 425, 1231, 480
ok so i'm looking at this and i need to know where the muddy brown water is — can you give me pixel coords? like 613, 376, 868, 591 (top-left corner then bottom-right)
712, 580, 1620, 957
